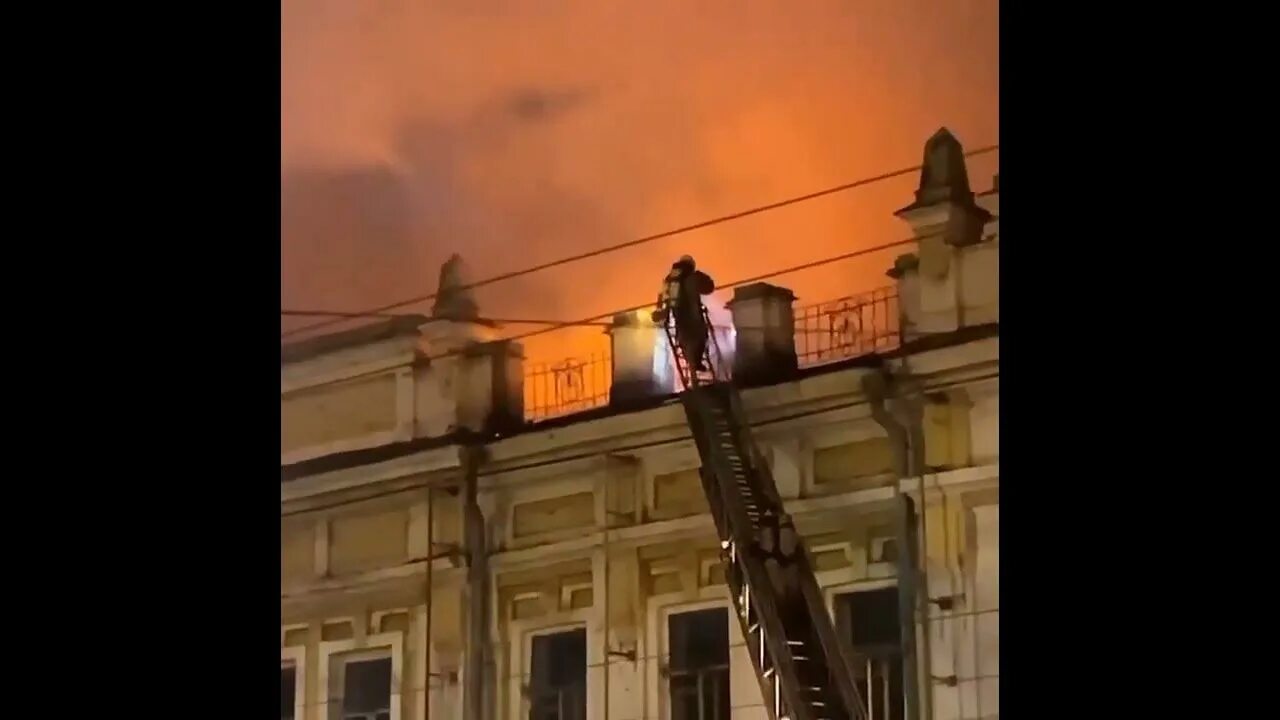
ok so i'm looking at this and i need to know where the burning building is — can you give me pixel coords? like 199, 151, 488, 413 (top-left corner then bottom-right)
280, 129, 998, 720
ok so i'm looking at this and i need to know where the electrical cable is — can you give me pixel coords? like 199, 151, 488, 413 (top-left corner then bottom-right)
280, 145, 998, 339
418, 230, 931, 364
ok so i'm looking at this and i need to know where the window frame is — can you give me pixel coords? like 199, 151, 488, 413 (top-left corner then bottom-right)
318, 631, 404, 720
647, 595, 735, 720
663, 602, 733, 720
518, 622, 590, 720
281, 645, 306, 720
827, 579, 907, 720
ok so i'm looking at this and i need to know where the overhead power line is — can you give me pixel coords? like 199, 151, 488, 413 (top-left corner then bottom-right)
284, 308, 890, 330
280, 144, 999, 340
281, 309, 405, 319
421, 230, 932, 363
281, 310, 611, 326
279, 227, 949, 367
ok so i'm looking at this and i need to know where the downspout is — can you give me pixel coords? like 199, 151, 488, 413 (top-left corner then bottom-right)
602, 491, 610, 720
862, 365, 929, 720
862, 368, 909, 479
898, 371, 934, 720
461, 444, 490, 720
425, 486, 433, 720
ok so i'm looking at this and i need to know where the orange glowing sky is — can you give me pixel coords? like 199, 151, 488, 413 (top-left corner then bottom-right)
281, 0, 998, 364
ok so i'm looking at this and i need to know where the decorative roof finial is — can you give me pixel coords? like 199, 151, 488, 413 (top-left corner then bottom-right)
912, 127, 975, 208
431, 254, 480, 321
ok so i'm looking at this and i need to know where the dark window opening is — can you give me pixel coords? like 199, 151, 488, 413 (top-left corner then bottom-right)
342, 656, 392, 720
872, 537, 900, 564
529, 628, 587, 720
836, 587, 905, 720
281, 667, 296, 720
668, 607, 730, 720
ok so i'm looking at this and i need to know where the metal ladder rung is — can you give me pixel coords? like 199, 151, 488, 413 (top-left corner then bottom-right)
678, 343, 867, 720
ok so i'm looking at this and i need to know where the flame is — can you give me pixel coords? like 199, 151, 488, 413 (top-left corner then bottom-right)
649, 294, 735, 393
281, 3, 998, 351
705, 295, 736, 369
651, 324, 675, 392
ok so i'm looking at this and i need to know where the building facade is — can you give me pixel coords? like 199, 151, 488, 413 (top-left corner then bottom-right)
281, 129, 999, 720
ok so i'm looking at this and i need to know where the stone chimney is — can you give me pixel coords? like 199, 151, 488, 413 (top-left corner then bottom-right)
453, 339, 525, 434
607, 311, 665, 405
416, 254, 525, 435
891, 128, 999, 337
728, 282, 798, 387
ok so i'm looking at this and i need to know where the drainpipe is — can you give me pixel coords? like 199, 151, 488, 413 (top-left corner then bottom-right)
425, 486, 433, 720
461, 444, 490, 720
602, 481, 611, 720
862, 366, 929, 720
863, 369, 908, 478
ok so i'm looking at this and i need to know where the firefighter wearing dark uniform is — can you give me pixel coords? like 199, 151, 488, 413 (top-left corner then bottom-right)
651, 255, 716, 372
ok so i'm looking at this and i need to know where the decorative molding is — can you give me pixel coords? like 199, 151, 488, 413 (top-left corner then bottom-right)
509, 483, 597, 545
282, 341, 996, 507
281, 465, 1000, 610
281, 445, 460, 504
372, 607, 412, 634
560, 577, 594, 610
281, 622, 310, 648
282, 347, 419, 395
314, 519, 330, 578
281, 428, 407, 469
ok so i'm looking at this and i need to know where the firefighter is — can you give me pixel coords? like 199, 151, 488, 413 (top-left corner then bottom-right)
651, 255, 715, 372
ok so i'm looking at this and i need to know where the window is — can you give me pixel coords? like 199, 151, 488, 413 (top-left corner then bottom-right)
667, 608, 730, 720
835, 587, 905, 720
282, 646, 306, 720
528, 628, 587, 720
281, 665, 297, 720
336, 655, 392, 720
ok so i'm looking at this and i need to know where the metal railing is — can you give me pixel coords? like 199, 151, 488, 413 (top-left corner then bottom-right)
849, 647, 905, 720
523, 353, 612, 422
521, 285, 902, 421
525, 683, 587, 720
667, 664, 731, 720
794, 286, 900, 367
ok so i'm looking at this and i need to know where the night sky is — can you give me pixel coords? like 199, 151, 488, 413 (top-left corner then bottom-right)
281, 1, 998, 361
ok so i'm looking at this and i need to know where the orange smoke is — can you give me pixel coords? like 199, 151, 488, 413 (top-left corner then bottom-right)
281, 0, 999, 366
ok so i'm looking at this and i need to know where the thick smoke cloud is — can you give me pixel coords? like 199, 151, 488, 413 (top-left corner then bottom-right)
281, 0, 998, 360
